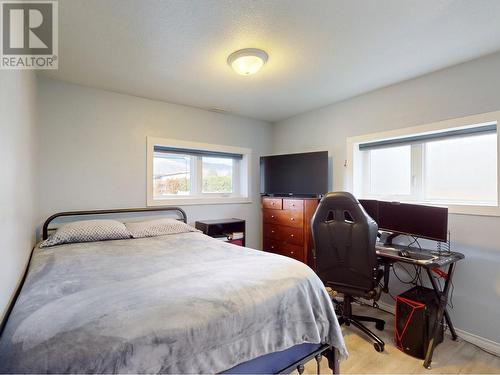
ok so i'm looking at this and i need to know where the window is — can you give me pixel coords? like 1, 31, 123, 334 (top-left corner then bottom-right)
201, 156, 238, 194
348, 111, 500, 216
154, 153, 191, 196
147, 137, 251, 206
423, 134, 497, 205
368, 145, 411, 196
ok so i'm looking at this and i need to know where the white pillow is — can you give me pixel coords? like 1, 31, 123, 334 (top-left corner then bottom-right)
125, 218, 199, 238
40, 219, 131, 248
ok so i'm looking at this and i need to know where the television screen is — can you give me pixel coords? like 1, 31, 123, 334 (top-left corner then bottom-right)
260, 151, 328, 196
359, 199, 448, 242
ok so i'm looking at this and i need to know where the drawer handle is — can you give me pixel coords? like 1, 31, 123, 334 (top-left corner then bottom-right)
290, 218, 294, 221
290, 234, 294, 238
271, 215, 275, 219
271, 230, 275, 234
271, 202, 275, 205
271, 245, 275, 249
290, 251, 294, 255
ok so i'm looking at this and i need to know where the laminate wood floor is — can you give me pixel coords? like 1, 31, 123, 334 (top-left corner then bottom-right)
302, 305, 500, 374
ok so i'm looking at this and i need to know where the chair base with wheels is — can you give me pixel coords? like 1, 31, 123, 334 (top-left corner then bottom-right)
334, 295, 385, 352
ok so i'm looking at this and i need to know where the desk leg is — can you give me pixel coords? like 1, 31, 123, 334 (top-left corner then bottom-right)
444, 310, 458, 340
428, 265, 458, 340
423, 263, 455, 369
382, 263, 391, 293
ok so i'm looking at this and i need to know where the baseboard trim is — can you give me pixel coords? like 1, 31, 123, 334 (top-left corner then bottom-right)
452, 328, 500, 357
372, 300, 500, 357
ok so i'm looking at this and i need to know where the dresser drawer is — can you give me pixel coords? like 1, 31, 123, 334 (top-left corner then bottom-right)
278, 242, 304, 262
263, 238, 281, 253
262, 198, 282, 210
263, 224, 304, 246
263, 238, 304, 262
263, 209, 303, 228
283, 199, 303, 212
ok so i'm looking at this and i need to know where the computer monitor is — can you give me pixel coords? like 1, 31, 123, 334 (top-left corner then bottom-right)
359, 199, 448, 242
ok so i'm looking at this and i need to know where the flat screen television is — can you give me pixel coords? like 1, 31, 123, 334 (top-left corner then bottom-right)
260, 151, 328, 197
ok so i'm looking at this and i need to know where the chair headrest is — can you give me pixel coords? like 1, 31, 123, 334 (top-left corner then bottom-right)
322, 191, 359, 206
315, 191, 371, 223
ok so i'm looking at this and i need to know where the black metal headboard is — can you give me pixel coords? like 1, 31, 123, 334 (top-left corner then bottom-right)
42, 206, 187, 240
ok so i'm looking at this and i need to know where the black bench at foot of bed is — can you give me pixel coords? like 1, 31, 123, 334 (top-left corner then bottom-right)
222, 343, 339, 374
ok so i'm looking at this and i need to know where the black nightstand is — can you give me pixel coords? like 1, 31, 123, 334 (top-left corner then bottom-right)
195, 218, 246, 247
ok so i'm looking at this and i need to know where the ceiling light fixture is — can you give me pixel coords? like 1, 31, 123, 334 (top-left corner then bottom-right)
227, 48, 268, 76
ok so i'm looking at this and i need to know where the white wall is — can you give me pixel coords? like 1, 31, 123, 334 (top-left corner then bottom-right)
0, 71, 38, 321
37, 77, 272, 249
272, 51, 500, 343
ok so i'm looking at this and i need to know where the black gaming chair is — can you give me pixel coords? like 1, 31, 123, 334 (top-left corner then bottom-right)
311, 192, 385, 352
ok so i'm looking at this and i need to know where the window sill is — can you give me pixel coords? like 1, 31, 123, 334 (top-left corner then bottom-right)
445, 204, 500, 217
147, 196, 253, 206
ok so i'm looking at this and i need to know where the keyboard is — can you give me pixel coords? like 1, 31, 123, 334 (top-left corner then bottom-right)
375, 245, 439, 264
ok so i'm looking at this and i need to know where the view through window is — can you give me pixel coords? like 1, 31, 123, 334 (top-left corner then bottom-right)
202, 156, 233, 194
153, 153, 191, 196
152, 149, 241, 200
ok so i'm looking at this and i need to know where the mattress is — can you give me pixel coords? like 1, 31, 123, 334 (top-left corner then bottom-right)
0, 232, 346, 373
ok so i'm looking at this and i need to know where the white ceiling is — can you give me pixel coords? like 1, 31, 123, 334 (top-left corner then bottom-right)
42, 0, 500, 122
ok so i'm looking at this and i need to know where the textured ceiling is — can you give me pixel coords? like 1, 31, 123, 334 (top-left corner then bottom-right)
42, 0, 500, 122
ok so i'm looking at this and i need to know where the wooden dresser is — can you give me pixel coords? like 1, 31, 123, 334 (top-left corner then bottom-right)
262, 196, 319, 265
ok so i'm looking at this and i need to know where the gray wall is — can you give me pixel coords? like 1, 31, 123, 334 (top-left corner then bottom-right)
272, 51, 500, 343
0, 71, 38, 320
37, 77, 273, 249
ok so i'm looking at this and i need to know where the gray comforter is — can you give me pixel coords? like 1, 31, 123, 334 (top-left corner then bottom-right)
0, 232, 346, 373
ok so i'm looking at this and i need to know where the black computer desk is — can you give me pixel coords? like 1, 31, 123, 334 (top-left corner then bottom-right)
375, 244, 465, 369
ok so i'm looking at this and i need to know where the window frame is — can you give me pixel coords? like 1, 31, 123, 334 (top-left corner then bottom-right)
346, 111, 500, 216
147, 137, 252, 206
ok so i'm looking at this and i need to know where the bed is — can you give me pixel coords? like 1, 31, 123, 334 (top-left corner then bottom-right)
0, 207, 346, 374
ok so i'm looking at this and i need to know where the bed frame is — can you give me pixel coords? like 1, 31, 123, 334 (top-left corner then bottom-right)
275, 344, 339, 374
42, 206, 188, 240
4, 207, 339, 374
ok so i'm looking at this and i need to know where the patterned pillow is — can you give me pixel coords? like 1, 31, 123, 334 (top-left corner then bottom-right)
40, 219, 131, 248
125, 218, 199, 239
